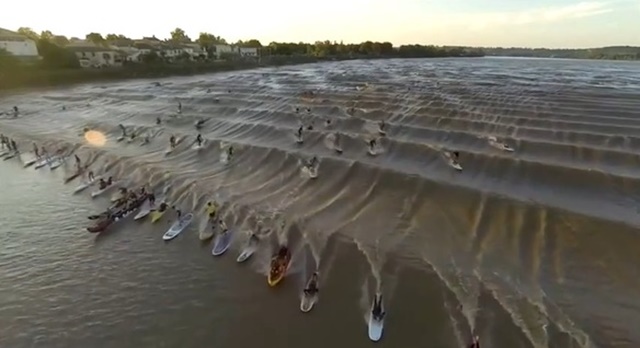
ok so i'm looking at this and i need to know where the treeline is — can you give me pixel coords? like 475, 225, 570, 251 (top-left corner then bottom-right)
484, 46, 640, 60
263, 41, 485, 58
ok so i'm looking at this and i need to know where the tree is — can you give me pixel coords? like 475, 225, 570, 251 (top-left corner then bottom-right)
105, 33, 131, 42
196, 32, 226, 47
141, 51, 160, 64
242, 39, 262, 48
170, 28, 190, 42
36, 39, 80, 68
85, 33, 105, 45
17, 27, 39, 40
40, 30, 54, 41
0, 48, 21, 71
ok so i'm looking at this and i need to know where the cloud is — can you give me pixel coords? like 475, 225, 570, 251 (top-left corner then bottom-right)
446, 1, 613, 30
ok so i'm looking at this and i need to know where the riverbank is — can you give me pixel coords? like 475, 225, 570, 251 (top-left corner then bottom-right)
0, 56, 324, 92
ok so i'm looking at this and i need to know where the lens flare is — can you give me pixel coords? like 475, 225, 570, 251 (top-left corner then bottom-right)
84, 130, 107, 147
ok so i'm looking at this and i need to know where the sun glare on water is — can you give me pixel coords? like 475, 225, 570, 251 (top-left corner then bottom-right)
84, 130, 107, 147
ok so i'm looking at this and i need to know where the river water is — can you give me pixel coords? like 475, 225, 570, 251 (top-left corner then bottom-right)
1, 57, 640, 348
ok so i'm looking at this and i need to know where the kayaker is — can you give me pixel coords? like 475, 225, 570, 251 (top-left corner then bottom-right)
369, 139, 377, 151
169, 135, 176, 148
468, 336, 480, 348
172, 206, 182, 220
372, 295, 385, 320
303, 272, 319, 295
98, 178, 107, 190
206, 201, 217, 219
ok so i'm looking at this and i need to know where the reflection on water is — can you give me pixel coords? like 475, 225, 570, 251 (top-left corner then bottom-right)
1, 57, 640, 348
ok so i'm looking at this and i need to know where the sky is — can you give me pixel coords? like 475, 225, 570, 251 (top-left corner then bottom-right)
1, 0, 639, 48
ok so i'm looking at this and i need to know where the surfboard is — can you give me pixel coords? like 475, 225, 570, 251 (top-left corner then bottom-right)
211, 229, 232, 256
367, 147, 378, 156
133, 199, 153, 220
22, 157, 38, 168
192, 140, 206, 151
295, 134, 304, 144
91, 182, 118, 198
73, 176, 101, 194
378, 129, 387, 136
302, 166, 318, 179
165, 146, 175, 155
49, 158, 65, 170
3, 151, 18, 160
300, 274, 319, 313
163, 213, 194, 241
116, 136, 125, 142
236, 236, 259, 263
220, 152, 230, 164
368, 295, 385, 342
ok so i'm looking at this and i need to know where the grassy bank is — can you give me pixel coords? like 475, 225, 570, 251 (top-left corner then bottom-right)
0, 56, 326, 91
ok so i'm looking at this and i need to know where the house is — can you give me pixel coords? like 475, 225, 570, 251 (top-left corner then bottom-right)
66, 42, 124, 68
237, 47, 258, 57
182, 43, 206, 60
0, 27, 39, 60
159, 44, 185, 60
212, 44, 233, 59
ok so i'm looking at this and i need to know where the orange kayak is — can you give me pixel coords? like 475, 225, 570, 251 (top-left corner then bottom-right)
267, 253, 292, 287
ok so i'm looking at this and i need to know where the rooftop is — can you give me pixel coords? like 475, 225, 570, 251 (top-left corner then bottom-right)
0, 27, 27, 40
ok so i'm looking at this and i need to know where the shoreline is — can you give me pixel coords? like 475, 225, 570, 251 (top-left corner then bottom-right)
0, 55, 483, 92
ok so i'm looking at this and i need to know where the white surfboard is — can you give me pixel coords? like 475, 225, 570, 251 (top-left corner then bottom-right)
0, 151, 8, 158
368, 295, 385, 342
220, 152, 230, 164
490, 141, 514, 152
134, 199, 153, 220
295, 134, 304, 144
300, 274, 319, 313
301, 166, 318, 179
236, 236, 259, 263
22, 157, 38, 168
3, 151, 18, 160
49, 158, 65, 170
163, 213, 194, 241
367, 147, 378, 156
34, 156, 55, 170
73, 175, 101, 194
211, 229, 233, 256
91, 182, 118, 198
192, 140, 206, 151
378, 129, 387, 136
165, 146, 175, 155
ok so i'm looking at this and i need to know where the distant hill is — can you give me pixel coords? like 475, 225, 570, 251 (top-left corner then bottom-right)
482, 46, 640, 60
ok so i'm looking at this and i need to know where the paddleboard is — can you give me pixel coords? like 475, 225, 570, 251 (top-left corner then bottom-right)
0, 151, 8, 158
301, 166, 318, 179
211, 229, 232, 256
236, 236, 259, 263
199, 218, 216, 241
3, 151, 18, 160
448, 159, 462, 171
220, 153, 230, 164
91, 182, 118, 198
367, 147, 378, 156
300, 274, 319, 313
162, 213, 194, 241
133, 199, 152, 220
368, 295, 385, 342
192, 140, 206, 151
49, 158, 64, 170
34, 157, 55, 170
73, 176, 101, 194
23, 157, 38, 168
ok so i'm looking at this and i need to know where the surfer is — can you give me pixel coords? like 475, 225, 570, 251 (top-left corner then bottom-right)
0, 135, 6, 149
306, 107, 311, 114
306, 156, 318, 169
227, 146, 234, 158
172, 206, 182, 220
87, 171, 95, 181
303, 272, 319, 295
97, 178, 108, 190
295, 107, 300, 113
148, 192, 156, 205
196, 134, 204, 147
118, 124, 127, 137
33, 143, 40, 158
306, 121, 314, 131
372, 295, 385, 320
156, 116, 162, 125
10, 140, 18, 152
468, 336, 480, 348
169, 135, 177, 149
129, 132, 136, 141
219, 219, 228, 232
296, 125, 304, 139
451, 151, 460, 161
368, 139, 377, 152
378, 120, 386, 133
74, 155, 82, 171
13, 106, 19, 117
324, 118, 332, 127
177, 102, 182, 114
